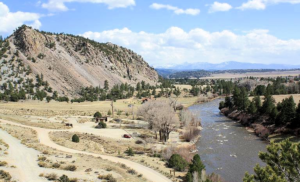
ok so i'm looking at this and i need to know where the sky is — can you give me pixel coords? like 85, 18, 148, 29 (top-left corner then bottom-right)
0, 0, 300, 68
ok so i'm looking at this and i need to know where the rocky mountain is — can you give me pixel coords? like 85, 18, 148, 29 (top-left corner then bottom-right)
1, 25, 158, 97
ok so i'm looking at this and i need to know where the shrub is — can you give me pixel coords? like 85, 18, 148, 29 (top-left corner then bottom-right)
0, 170, 11, 180
182, 128, 200, 142
135, 140, 144, 144
72, 134, 79, 143
45, 173, 57, 181
107, 110, 112, 116
38, 156, 47, 161
52, 163, 60, 168
38, 161, 47, 167
93, 112, 102, 118
127, 169, 137, 175
98, 174, 116, 182
96, 121, 107, 129
64, 165, 77, 171
69, 178, 78, 182
125, 148, 134, 156
58, 174, 69, 182
0, 161, 7, 166
168, 154, 188, 172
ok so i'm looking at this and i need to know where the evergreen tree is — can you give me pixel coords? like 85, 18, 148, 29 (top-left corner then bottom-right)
224, 96, 233, 109
93, 111, 102, 118
253, 96, 262, 112
275, 96, 296, 126
72, 134, 79, 143
187, 154, 205, 179
293, 103, 300, 127
261, 95, 276, 115
104, 80, 109, 90
248, 101, 257, 115
243, 139, 300, 182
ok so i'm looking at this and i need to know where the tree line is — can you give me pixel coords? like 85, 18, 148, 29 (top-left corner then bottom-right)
219, 86, 300, 127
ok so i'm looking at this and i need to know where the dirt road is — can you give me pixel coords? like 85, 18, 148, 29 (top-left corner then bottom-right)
0, 119, 171, 182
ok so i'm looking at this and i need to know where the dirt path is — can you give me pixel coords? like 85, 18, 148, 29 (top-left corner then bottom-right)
0, 129, 102, 182
0, 119, 171, 182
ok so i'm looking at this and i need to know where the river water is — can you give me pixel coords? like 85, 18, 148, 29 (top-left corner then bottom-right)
189, 98, 267, 182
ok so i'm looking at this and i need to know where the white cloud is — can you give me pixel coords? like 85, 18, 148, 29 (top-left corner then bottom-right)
237, 0, 266, 10
82, 27, 300, 67
42, 0, 135, 11
209, 2, 232, 13
0, 2, 42, 34
238, 0, 300, 10
150, 3, 200, 16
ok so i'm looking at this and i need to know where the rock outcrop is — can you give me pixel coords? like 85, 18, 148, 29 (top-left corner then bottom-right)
7, 25, 158, 97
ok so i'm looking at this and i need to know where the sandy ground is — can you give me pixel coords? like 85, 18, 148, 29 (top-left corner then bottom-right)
0, 119, 171, 182
201, 70, 300, 79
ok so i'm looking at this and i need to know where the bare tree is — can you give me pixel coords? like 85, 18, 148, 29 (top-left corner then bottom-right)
137, 100, 180, 142
180, 109, 201, 142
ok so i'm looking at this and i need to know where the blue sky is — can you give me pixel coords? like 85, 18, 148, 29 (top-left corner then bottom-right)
1, 0, 300, 67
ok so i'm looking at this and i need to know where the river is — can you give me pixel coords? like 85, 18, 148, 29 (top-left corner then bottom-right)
189, 98, 267, 182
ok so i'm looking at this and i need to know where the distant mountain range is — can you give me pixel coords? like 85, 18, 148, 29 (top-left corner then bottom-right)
156, 61, 300, 71
155, 61, 300, 78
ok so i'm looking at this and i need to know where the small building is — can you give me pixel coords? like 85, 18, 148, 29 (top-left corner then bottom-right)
96, 117, 108, 122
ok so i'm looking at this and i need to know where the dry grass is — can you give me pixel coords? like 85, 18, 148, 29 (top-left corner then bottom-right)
49, 131, 148, 155
249, 94, 300, 104
202, 70, 300, 79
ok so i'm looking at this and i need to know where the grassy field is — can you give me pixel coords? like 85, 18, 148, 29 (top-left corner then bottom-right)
249, 94, 300, 104
201, 70, 300, 79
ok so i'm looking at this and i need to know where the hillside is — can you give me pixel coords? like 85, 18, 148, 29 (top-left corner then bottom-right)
0, 25, 158, 98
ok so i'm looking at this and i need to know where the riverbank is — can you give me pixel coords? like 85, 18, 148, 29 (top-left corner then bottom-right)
220, 107, 300, 142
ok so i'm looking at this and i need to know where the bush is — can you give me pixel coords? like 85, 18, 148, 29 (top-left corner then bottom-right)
135, 140, 144, 144
127, 169, 137, 175
98, 174, 117, 182
125, 148, 134, 156
94, 112, 102, 118
38, 161, 47, 167
64, 165, 77, 171
168, 154, 188, 172
0, 161, 7, 166
219, 101, 225, 110
52, 163, 60, 168
58, 174, 69, 182
107, 110, 112, 116
72, 134, 79, 143
96, 121, 107, 129
38, 156, 47, 161
0, 170, 11, 180
45, 173, 57, 180
183, 128, 200, 142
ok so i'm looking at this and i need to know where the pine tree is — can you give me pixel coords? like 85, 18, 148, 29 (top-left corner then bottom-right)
104, 80, 109, 90
247, 101, 257, 115
243, 139, 300, 182
261, 95, 275, 115
275, 96, 296, 126
293, 103, 300, 127
253, 96, 262, 112
187, 154, 205, 179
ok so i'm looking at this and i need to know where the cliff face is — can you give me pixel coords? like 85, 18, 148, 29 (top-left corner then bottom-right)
8, 25, 158, 97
